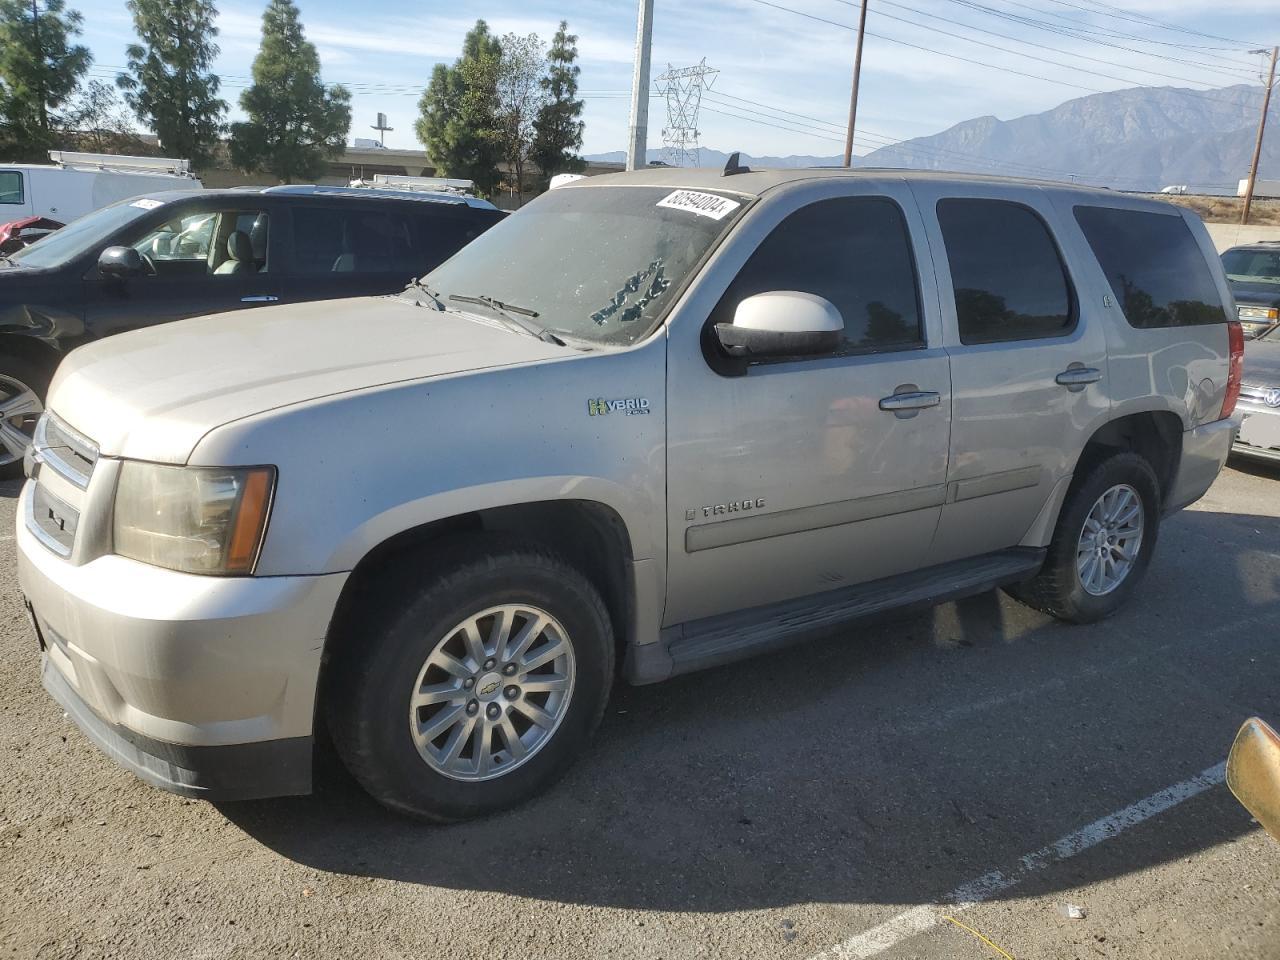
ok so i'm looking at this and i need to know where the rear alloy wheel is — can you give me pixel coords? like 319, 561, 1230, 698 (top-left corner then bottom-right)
0, 370, 45, 479
1006, 451, 1160, 623
1075, 483, 1144, 597
327, 538, 613, 822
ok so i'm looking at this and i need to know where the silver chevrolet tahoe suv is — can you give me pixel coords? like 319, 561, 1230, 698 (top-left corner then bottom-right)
17, 166, 1243, 821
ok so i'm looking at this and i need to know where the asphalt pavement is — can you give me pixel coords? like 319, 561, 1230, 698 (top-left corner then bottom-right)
1, 462, 1278, 960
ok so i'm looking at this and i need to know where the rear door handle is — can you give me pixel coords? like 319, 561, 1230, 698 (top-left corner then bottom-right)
241, 295, 279, 303
1055, 366, 1102, 389
879, 390, 942, 412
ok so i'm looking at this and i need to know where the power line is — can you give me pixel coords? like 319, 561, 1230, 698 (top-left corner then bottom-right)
1037, 0, 1268, 48
851, 0, 1259, 84
739, 0, 1264, 111
968, 0, 1259, 63
829, 0, 1252, 90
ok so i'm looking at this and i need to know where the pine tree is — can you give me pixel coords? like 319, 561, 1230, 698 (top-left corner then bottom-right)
415, 20, 503, 197
530, 21, 585, 184
117, 0, 225, 169
0, 0, 90, 161
229, 0, 350, 183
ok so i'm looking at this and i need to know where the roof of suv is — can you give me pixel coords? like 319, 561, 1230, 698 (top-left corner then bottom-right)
124, 184, 500, 211
569, 164, 1123, 200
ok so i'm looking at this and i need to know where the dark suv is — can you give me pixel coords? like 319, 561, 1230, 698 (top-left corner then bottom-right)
0, 185, 504, 475
1221, 242, 1280, 339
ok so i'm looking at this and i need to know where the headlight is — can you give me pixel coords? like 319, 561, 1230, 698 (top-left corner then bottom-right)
113, 462, 276, 575
1238, 305, 1279, 321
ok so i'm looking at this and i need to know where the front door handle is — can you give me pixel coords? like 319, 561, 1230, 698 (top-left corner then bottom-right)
1055, 366, 1102, 390
879, 390, 942, 412
241, 295, 279, 303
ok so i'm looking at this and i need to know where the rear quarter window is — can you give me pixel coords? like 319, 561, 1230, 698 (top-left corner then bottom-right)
1073, 205, 1227, 328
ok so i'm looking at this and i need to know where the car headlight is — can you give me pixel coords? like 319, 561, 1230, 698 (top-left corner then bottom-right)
1238, 305, 1279, 321
113, 462, 276, 575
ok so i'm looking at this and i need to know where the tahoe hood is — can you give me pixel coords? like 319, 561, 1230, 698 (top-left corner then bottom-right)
48, 295, 566, 462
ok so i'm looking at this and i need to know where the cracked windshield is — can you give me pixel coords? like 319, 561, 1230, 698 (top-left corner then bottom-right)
423, 186, 745, 345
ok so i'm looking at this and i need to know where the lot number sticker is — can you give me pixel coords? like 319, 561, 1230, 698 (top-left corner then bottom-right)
657, 190, 741, 221
130, 198, 164, 210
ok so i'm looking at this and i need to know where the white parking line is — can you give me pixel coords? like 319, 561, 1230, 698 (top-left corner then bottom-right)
811, 762, 1228, 960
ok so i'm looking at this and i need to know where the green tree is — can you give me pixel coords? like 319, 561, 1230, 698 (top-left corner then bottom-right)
117, 0, 225, 168
530, 21, 585, 184
229, 0, 351, 183
494, 32, 546, 204
65, 80, 148, 153
0, 0, 90, 160
415, 19, 502, 197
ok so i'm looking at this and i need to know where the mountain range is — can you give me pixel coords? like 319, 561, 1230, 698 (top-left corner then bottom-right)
586, 84, 1278, 194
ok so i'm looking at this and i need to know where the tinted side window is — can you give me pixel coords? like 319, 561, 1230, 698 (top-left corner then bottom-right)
712, 196, 923, 356
0, 171, 22, 204
1074, 206, 1227, 328
937, 198, 1073, 345
291, 206, 419, 275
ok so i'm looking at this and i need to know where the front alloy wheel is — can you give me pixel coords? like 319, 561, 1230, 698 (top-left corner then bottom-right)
409, 604, 576, 781
327, 538, 614, 822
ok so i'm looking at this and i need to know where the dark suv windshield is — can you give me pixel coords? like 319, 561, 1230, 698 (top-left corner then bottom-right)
423, 185, 747, 346
11, 198, 158, 269
1222, 247, 1280, 285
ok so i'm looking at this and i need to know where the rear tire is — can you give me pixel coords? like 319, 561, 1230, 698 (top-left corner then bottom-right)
326, 537, 614, 822
1006, 452, 1160, 623
0, 351, 51, 480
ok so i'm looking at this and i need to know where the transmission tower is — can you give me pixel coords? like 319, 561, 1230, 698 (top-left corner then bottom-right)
655, 59, 718, 167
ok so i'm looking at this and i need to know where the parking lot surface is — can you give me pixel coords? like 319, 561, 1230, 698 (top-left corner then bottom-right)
2, 463, 1278, 960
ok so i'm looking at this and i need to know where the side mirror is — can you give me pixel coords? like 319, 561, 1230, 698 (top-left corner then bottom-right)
714, 291, 842, 360
98, 245, 144, 279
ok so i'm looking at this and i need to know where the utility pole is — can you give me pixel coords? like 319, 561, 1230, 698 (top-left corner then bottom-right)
842, 0, 869, 167
626, 0, 655, 171
1242, 45, 1277, 227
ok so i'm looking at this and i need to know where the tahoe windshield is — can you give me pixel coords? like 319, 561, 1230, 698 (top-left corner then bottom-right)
10, 198, 158, 269
1222, 247, 1280, 285
422, 185, 747, 346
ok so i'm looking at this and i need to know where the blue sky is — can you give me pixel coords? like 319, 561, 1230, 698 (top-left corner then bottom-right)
75, 0, 1279, 158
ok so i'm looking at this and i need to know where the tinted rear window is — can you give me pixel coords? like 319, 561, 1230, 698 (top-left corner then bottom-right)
1074, 206, 1227, 328
936, 198, 1074, 345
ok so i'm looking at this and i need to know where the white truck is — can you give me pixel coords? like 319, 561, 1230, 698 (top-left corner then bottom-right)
0, 151, 201, 228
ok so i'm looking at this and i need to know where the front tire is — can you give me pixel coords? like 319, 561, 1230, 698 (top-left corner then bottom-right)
1007, 451, 1160, 623
327, 538, 614, 822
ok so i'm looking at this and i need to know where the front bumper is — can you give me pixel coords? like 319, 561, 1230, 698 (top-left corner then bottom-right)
17, 482, 347, 800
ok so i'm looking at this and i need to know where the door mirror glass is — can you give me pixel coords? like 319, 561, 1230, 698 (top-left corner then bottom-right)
98, 245, 144, 279
714, 291, 843, 359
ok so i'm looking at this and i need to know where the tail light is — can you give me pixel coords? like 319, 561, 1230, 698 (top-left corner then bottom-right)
1221, 320, 1244, 420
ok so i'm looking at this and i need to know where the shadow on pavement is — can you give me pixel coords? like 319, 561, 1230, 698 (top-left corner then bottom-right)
218, 509, 1279, 913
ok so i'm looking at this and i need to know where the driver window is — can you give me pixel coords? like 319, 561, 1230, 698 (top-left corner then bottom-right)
131, 209, 270, 276
710, 196, 924, 357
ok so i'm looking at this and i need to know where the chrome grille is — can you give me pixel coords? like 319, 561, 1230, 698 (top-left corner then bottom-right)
34, 413, 98, 488
1240, 383, 1280, 407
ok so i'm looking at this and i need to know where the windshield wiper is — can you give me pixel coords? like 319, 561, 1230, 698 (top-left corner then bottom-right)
407, 277, 445, 310
448, 293, 565, 346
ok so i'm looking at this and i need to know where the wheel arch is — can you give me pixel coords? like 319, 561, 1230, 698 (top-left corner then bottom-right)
317, 498, 639, 725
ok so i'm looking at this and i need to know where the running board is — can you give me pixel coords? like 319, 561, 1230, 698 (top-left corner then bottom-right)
627, 548, 1046, 684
